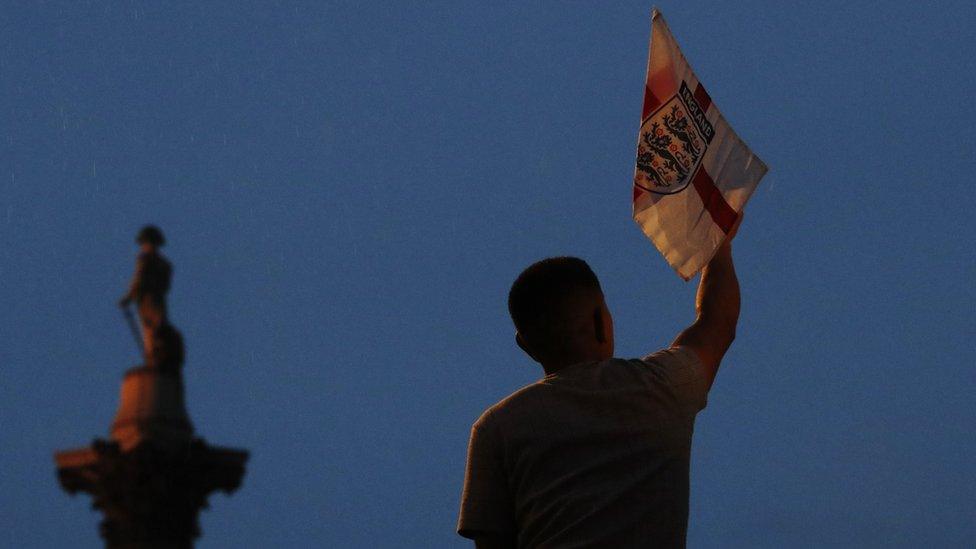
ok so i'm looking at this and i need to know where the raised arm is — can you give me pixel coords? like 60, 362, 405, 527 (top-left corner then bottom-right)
671, 217, 741, 392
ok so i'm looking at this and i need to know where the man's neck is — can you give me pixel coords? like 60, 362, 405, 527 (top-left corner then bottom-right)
541, 351, 611, 376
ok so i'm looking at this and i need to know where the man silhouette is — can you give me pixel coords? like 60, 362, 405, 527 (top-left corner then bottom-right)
458, 219, 742, 548
119, 225, 173, 355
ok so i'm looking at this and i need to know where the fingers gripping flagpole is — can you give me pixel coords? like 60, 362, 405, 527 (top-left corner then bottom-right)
121, 305, 145, 356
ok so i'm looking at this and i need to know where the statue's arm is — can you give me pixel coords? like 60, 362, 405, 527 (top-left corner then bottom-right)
119, 255, 146, 306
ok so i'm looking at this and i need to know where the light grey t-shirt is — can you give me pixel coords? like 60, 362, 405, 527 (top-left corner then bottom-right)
458, 347, 708, 548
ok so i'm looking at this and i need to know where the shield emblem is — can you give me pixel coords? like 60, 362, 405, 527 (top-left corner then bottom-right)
635, 81, 715, 195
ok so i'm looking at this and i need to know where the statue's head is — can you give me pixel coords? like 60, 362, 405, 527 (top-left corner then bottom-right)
136, 225, 165, 248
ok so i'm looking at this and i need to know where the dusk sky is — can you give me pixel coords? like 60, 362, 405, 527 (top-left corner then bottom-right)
1, 1, 974, 547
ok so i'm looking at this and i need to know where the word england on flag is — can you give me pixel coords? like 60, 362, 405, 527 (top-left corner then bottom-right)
633, 9, 767, 280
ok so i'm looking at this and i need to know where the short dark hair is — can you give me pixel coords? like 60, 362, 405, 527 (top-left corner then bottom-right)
508, 257, 603, 345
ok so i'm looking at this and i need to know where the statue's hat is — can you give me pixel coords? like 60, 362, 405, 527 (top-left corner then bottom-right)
136, 225, 165, 246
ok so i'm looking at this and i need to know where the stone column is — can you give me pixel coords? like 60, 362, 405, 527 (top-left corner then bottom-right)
55, 367, 247, 548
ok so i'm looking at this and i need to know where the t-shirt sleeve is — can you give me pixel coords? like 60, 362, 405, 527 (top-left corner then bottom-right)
457, 414, 516, 540
642, 346, 709, 412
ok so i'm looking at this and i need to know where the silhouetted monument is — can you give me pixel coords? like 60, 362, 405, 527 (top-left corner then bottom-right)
54, 226, 248, 548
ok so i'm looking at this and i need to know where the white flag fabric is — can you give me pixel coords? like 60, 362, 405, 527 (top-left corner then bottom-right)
633, 9, 767, 280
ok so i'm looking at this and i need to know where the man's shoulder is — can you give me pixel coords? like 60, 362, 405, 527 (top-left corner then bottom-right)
473, 379, 549, 431
641, 346, 699, 365
472, 358, 652, 429
640, 346, 704, 385
473, 349, 706, 430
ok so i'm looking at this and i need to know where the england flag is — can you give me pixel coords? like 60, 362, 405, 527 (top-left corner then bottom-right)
633, 9, 767, 280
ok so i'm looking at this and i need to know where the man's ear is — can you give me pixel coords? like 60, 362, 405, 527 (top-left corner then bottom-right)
593, 307, 607, 344
515, 332, 541, 364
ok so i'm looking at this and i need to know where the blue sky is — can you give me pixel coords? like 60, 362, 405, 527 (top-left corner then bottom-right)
1, 1, 974, 547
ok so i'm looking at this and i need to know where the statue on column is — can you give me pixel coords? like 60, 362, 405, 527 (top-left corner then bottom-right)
119, 225, 184, 372
55, 225, 248, 548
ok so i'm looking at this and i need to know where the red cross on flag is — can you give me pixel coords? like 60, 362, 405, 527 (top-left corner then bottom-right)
633, 9, 767, 280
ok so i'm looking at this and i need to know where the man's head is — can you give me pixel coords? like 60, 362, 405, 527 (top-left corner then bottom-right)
508, 257, 613, 370
136, 225, 165, 252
